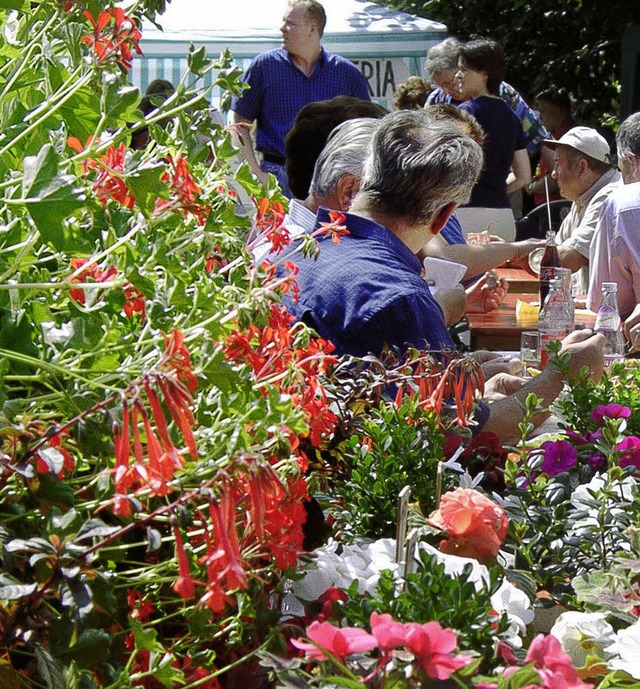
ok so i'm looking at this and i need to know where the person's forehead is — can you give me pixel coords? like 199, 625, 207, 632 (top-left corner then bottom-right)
283, 6, 309, 23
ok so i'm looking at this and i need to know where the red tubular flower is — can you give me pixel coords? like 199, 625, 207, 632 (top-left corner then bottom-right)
68, 258, 118, 304
154, 156, 209, 225
81, 8, 143, 70
162, 331, 199, 394
209, 496, 248, 592
172, 524, 196, 600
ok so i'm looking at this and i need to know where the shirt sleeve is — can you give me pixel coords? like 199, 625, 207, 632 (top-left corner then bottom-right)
230, 57, 263, 121
561, 188, 612, 259
586, 198, 615, 312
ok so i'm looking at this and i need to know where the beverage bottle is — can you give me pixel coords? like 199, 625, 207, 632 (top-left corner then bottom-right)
538, 277, 573, 369
539, 230, 561, 308
594, 281, 625, 368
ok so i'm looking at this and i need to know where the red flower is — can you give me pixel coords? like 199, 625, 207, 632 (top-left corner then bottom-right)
404, 621, 472, 680
428, 488, 508, 563
172, 524, 196, 600
313, 211, 350, 244
123, 284, 146, 319
68, 258, 118, 304
81, 8, 143, 70
247, 197, 287, 252
154, 156, 209, 225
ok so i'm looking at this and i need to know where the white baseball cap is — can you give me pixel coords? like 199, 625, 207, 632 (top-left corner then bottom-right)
543, 126, 612, 165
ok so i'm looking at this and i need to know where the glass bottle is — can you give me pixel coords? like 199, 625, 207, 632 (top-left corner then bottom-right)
595, 281, 625, 368
539, 230, 561, 308
538, 277, 573, 369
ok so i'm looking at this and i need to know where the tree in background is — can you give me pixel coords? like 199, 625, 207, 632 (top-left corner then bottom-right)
394, 0, 637, 134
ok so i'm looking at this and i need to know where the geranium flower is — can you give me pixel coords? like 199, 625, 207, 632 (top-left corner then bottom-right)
605, 618, 640, 679
314, 211, 350, 244
81, 8, 143, 70
404, 620, 472, 679
550, 611, 615, 668
590, 403, 631, 425
291, 620, 377, 662
540, 439, 578, 476
427, 488, 508, 563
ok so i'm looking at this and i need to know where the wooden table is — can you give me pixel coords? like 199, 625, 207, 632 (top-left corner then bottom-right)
495, 266, 539, 294
467, 292, 596, 351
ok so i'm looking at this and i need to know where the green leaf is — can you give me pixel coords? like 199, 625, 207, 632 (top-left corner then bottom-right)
33, 473, 75, 509
57, 629, 111, 669
187, 44, 211, 76
35, 645, 66, 689
127, 162, 167, 217
100, 77, 141, 127
130, 618, 164, 653
0, 0, 28, 9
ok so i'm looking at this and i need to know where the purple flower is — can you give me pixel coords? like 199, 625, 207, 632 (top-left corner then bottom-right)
590, 404, 632, 425
617, 436, 640, 473
540, 440, 578, 477
587, 454, 606, 471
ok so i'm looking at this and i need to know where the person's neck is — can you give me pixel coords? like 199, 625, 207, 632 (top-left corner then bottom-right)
291, 45, 322, 77
347, 200, 432, 254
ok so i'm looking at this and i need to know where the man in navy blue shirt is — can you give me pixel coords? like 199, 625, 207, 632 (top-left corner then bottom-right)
282, 110, 606, 441
230, 0, 370, 197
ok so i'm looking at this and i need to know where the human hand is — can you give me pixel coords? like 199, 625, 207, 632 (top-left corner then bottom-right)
558, 329, 605, 381
466, 273, 508, 313
481, 356, 524, 380
483, 372, 527, 400
623, 304, 640, 351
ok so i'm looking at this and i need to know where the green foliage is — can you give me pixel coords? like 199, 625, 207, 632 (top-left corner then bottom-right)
393, 0, 635, 128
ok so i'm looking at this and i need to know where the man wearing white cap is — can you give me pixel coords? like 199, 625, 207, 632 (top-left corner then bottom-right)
543, 126, 621, 295
587, 113, 640, 329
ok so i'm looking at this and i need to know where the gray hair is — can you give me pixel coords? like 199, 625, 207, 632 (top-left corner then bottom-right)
617, 112, 640, 158
310, 118, 380, 200
357, 109, 483, 223
425, 37, 460, 81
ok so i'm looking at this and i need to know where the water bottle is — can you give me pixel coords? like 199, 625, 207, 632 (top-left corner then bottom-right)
538, 277, 573, 369
595, 282, 625, 368
539, 230, 561, 308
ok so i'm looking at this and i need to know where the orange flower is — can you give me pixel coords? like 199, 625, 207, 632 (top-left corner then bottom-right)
427, 488, 508, 563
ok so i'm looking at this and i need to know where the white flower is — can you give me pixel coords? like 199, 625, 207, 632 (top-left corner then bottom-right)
490, 581, 535, 649
570, 473, 636, 512
550, 611, 615, 667
605, 617, 640, 678
416, 541, 490, 589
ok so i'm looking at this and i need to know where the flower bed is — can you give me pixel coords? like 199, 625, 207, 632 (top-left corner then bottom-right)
1, 3, 640, 689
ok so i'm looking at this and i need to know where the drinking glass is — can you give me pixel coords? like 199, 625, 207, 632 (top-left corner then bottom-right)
520, 331, 540, 377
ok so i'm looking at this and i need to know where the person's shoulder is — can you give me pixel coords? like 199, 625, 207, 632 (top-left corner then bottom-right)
323, 49, 360, 71
606, 180, 640, 211
248, 48, 288, 67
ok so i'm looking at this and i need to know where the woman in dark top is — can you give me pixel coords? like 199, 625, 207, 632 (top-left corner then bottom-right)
454, 38, 531, 240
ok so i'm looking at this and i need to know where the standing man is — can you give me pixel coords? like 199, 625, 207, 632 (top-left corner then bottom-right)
229, 0, 370, 198
543, 126, 621, 295
587, 112, 640, 320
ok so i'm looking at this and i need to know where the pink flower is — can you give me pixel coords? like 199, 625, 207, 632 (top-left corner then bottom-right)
617, 436, 640, 472
590, 403, 631, 425
427, 488, 508, 563
525, 634, 594, 689
370, 612, 410, 651
291, 620, 377, 662
404, 621, 472, 680
540, 440, 578, 477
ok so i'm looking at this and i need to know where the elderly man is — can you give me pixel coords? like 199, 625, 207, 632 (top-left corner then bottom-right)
543, 126, 621, 295
281, 110, 605, 442
587, 113, 640, 326
230, 0, 369, 197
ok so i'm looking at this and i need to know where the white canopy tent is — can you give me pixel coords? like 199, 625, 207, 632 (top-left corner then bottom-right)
132, 0, 447, 110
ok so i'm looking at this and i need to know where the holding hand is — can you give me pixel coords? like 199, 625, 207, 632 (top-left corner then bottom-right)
466, 272, 508, 313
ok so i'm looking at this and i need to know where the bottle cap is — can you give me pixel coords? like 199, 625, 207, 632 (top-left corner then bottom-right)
601, 282, 617, 291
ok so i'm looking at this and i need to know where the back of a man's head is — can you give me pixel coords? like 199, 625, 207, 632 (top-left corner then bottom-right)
617, 112, 640, 159
357, 109, 483, 223
310, 118, 380, 202
285, 96, 388, 199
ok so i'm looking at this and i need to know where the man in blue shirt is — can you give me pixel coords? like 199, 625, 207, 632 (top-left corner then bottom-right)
281, 109, 606, 442
230, 0, 370, 197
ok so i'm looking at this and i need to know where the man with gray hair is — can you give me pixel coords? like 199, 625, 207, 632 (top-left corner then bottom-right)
587, 112, 640, 324
282, 109, 605, 442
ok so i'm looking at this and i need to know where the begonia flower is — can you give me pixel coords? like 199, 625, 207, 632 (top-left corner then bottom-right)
291, 620, 377, 662
427, 488, 508, 563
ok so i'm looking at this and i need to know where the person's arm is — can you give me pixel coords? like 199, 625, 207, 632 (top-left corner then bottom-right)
624, 304, 640, 350
506, 148, 532, 194
433, 286, 467, 326
421, 237, 544, 280
557, 244, 588, 272
227, 114, 268, 185
482, 329, 605, 443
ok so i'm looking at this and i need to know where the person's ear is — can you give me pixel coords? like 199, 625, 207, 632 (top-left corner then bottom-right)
431, 202, 457, 235
630, 153, 640, 181
336, 174, 360, 211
